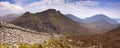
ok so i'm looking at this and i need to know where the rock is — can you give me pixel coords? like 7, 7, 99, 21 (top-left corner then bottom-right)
0, 21, 52, 44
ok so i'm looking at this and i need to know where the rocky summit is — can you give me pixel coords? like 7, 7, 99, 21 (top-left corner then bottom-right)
11, 9, 80, 34
0, 21, 52, 44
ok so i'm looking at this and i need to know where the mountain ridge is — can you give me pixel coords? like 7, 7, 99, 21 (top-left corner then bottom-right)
65, 14, 84, 23
11, 9, 103, 35
83, 14, 119, 32
84, 14, 119, 25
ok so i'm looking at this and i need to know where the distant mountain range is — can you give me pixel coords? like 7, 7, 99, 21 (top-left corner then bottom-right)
66, 14, 119, 32
66, 14, 119, 24
84, 14, 119, 32
84, 14, 119, 25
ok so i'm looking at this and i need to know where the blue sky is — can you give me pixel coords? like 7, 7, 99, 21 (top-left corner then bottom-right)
1, 0, 120, 5
0, 0, 15, 3
0, 0, 120, 19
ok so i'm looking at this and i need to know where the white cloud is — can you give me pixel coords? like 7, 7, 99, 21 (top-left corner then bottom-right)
75, 0, 98, 7
0, 2, 25, 15
0, 0, 99, 17
25, 0, 98, 12
1, 0, 119, 19
23, 0, 100, 18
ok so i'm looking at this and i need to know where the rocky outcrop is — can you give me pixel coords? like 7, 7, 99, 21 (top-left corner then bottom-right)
0, 21, 52, 44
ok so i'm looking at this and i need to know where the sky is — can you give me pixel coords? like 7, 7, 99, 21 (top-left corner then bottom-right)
0, 0, 120, 19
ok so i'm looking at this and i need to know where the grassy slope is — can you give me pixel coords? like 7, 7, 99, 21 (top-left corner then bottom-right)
63, 27, 120, 48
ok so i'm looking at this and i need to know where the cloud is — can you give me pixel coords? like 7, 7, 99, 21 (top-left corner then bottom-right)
75, 0, 98, 7
0, 2, 25, 15
1, 0, 119, 19
21, 0, 99, 18
25, 0, 99, 12
0, 0, 99, 16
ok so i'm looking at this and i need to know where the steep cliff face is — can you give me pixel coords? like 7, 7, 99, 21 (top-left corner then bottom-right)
0, 21, 51, 44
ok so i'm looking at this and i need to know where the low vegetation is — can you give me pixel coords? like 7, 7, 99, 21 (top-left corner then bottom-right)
0, 37, 104, 48
0, 38, 72, 48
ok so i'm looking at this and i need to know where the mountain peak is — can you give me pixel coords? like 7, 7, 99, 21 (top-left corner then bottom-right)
85, 14, 119, 25
46, 9, 57, 12
94, 14, 108, 18
97, 14, 105, 16
40, 9, 61, 14
42, 9, 57, 12
24, 11, 31, 14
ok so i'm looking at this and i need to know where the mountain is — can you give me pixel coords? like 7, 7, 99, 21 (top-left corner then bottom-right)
65, 14, 83, 23
0, 21, 51, 44
65, 14, 109, 34
84, 14, 119, 25
84, 14, 119, 32
0, 14, 22, 22
11, 9, 102, 35
105, 27, 120, 36
114, 19, 120, 23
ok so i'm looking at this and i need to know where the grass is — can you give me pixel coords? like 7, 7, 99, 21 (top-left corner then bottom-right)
0, 43, 40, 48
0, 38, 72, 48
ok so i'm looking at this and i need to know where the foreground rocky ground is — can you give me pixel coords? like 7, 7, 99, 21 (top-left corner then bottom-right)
0, 21, 53, 45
